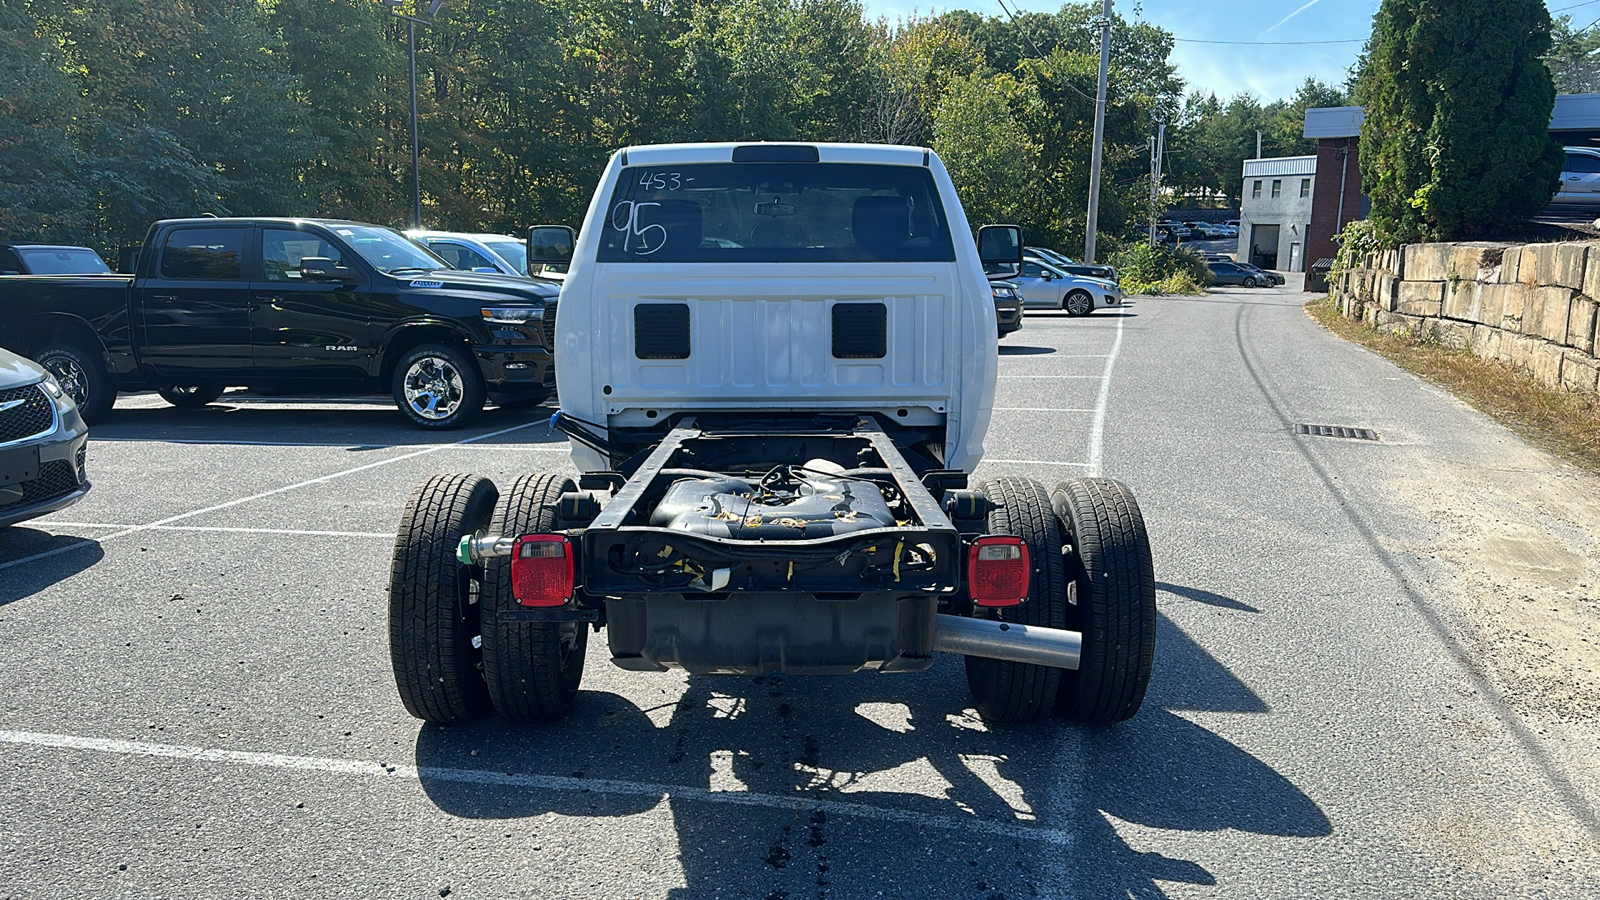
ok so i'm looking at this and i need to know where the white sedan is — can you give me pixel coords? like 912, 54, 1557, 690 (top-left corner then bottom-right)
1011, 259, 1125, 316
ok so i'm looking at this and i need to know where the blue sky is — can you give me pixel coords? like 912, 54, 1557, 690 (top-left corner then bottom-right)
859, 1, 1592, 103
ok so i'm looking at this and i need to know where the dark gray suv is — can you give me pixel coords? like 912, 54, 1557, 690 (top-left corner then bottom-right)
0, 348, 90, 528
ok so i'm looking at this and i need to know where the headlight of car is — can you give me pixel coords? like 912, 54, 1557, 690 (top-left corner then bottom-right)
481, 305, 545, 324
991, 285, 1017, 300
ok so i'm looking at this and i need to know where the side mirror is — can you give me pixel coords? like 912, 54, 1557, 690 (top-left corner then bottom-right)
299, 257, 356, 283
978, 224, 1023, 277
529, 225, 575, 266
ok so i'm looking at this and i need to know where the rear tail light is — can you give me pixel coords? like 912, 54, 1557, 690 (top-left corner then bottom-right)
511, 535, 574, 607
968, 536, 1030, 607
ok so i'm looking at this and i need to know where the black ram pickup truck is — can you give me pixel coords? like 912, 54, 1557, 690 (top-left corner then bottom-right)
0, 217, 558, 428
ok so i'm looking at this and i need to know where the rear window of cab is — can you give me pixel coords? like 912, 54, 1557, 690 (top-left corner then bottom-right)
597, 163, 956, 263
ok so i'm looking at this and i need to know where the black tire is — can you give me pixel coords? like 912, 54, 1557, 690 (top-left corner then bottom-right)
479, 473, 589, 723
1051, 478, 1157, 726
965, 476, 1070, 724
35, 341, 114, 422
388, 473, 498, 723
392, 343, 485, 430
157, 385, 225, 408
1242, 276, 1259, 288
1064, 290, 1094, 317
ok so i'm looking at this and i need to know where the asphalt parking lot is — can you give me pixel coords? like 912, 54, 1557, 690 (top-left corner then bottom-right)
4, 285, 1598, 898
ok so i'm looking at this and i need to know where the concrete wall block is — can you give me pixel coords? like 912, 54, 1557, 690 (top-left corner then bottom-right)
1395, 279, 1445, 316
1499, 247, 1523, 284
1375, 273, 1399, 312
1554, 243, 1590, 291
1508, 335, 1540, 371
1583, 247, 1600, 300
1442, 280, 1481, 322
1404, 243, 1454, 282
1529, 287, 1575, 343
1532, 341, 1566, 387
1561, 351, 1600, 394
1452, 243, 1511, 283
1440, 319, 1475, 349
1567, 296, 1598, 354
1377, 313, 1422, 335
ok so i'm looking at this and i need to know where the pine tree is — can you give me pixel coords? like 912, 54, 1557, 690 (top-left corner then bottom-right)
1357, 0, 1564, 243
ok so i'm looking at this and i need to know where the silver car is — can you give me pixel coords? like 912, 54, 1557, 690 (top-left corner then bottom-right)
404, 230, 532, 276
1556, 147, 1600, 205
1012, 259, 1124, 316
0, 348, 90, 528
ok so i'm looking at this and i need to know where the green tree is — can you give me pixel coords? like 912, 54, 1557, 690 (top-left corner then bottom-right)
931, 72, 1040, 228
0, 3, 89, 240
1357, 0, 1563, 243
1546, 14, 1600, 93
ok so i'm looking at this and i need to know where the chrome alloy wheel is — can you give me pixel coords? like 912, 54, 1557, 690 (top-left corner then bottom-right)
1065, 291, 1094, 316
39, 352, 88, 408
402, 355, 466, 421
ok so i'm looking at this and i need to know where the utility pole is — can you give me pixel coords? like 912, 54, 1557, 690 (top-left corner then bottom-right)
1148, 120, 1166, 246
1083, 0, 1112, 264
383, 0, 445, 229
1256, 130, 1262, 159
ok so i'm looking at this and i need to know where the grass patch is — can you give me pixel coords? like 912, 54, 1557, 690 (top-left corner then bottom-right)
1306, 296, 1600, 475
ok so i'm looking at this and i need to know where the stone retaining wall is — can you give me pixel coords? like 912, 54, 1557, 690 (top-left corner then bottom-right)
1331, 241, 1600, 394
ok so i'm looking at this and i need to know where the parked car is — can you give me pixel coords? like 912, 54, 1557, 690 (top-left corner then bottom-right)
0, 347, 90, 528
1157, 224, 1192, 243
1011, 259, 1124, 315
1555, 146, 1600, 204
0, 217, 559, 428
0, 243, 113, 276
1207, 260, 1270, 287
406, 230, 530, 277
1212, 223, 1239, 239
1235, 262, 1285, 286
1025, 246, 1117, 282
992, 280, 1024, 337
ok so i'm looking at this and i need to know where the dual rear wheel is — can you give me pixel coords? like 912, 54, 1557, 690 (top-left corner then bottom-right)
388, 472, 586, 725
966, 475, 1157, 726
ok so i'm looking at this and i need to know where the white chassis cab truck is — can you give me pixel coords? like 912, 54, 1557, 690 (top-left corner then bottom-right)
387, 142, 1157, 726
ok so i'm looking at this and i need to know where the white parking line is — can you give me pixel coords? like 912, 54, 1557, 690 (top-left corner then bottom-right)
995, 375, 1105, 379
0, 728, 1073, 847
991, 407, 1097, 413
39, 523, 393, 539
1086, 314, 1126, 477
981, 459, 1092, 467
91, 438, 569, 451
0, 420, 542, 573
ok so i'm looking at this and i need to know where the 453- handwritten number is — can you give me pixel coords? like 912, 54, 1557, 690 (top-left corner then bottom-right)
638, 171, 683, 191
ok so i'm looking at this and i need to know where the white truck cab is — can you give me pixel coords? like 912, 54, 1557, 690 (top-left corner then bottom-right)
548, 142, 998, 473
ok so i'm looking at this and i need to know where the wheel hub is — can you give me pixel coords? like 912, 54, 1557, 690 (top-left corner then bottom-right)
42, 356, 87, 407
403, 357, 464, 420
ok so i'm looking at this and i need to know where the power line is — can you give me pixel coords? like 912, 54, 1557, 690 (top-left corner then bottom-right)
994, 0, 1102, 105
1174, 37, 1365, 45
1552, 0, 1600, 13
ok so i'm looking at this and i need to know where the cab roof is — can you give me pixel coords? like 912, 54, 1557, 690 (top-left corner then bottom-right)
615, 142, 932, 168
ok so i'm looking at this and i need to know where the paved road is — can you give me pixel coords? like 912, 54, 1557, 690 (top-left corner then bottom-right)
1, 285, 1597, 898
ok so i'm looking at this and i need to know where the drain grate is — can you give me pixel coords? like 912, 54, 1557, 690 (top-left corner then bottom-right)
1295, 424, 1380, 441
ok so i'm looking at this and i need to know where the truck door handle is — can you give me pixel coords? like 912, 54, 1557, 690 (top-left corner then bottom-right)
255, 295, 285, 308
151, 295, 176, 302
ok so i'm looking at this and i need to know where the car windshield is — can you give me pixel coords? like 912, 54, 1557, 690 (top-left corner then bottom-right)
484, 239, 529, 275
17, 247, 111, 275
598, 162, 956, 263
332, 225, 446, 273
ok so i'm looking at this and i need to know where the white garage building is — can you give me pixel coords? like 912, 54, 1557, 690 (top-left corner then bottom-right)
1237, 156, 1317, 272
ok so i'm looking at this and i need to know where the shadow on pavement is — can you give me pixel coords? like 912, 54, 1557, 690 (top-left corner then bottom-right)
413, 594, 1327, 898
998, 345, 1057, 356
0, 531, 104, 604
